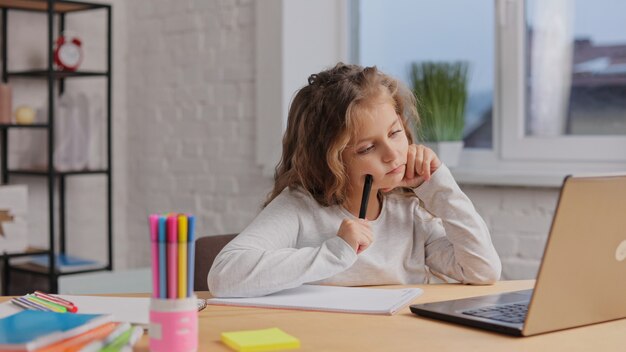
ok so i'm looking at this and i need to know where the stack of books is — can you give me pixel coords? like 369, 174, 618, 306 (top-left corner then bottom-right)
1, 293, 143, 351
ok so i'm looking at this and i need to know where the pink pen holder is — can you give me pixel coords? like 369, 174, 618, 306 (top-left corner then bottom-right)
149, 296, 198, 352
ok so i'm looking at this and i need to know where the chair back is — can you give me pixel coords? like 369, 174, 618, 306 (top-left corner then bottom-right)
194, 234, 237, 291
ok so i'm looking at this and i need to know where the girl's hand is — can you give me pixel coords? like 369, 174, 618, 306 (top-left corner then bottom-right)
337, 219, 373, 254
398, 144, 442, 189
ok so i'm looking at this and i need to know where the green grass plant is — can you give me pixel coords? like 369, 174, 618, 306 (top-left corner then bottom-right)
410, 61, 469, 142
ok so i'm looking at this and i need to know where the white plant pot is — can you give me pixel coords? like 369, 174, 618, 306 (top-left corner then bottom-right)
424, 141, 464, 168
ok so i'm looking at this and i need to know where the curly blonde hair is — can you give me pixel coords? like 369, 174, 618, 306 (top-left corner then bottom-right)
264, 63, 420, 207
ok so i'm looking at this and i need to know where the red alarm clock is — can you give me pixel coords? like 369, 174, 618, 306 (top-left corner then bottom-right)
54, 34, 83, 71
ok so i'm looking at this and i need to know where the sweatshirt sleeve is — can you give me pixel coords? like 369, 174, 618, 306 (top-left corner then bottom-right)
413, 164, 502, 284
207, 191, 357, 297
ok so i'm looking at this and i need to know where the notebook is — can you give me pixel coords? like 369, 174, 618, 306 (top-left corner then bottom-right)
207, 284, 423, 315
221, 327, 300, 352
0, 310, 112, 351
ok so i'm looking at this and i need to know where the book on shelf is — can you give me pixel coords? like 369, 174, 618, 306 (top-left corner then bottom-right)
0, 310, 112, 352
26, 254, 103, 273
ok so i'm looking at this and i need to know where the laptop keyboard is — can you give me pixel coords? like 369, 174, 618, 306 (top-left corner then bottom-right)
462, 302, 528, 324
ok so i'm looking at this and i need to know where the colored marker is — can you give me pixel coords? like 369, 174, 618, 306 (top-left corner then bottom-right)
26, 295, 67, 313
187, 215, 196, 297
158, 216, 167, 299
33, 291, 78, 313
126, 325, 145, 348
11, 297, 48, 311
80, 322, 131, 352
34, 291, 75, 305
99, 324, 139, 352
149, 215, 159, 298
178, 214, 188, 299
41, 322, 117, 352
167, 215, 178, 299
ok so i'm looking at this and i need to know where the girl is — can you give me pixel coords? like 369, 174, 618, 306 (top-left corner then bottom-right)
208, 63, 501, 298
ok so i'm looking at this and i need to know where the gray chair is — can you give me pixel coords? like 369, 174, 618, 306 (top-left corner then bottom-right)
194, 234, 237, 291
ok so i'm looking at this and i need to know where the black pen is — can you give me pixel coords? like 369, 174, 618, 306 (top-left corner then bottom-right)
359, 174, 373, 219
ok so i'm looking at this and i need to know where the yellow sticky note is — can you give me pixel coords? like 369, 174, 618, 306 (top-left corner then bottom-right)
221, 327, 300, 352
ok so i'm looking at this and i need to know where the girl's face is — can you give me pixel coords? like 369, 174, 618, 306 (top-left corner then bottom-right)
342, 96, 409, 196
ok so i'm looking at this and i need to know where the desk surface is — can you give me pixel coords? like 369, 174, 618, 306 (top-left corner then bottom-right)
141, 280, 625, 351
4, 280, 624, 351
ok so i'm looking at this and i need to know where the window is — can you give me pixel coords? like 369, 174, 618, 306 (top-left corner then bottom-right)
356, 0, 626, 175
500, 0, 626, 162
526, 0, 626, 137
255, 1, 626, 184
357, 0, 495, 149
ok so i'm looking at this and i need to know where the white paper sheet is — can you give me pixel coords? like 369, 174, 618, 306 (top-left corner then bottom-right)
0, 295, 149, 325
207, 285, 424, 315
58, 295, 149, 325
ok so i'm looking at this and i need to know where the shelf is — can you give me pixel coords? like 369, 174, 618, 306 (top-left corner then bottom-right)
1, 247, 49, 259
0, 123, 49, 129
9, 263, 111, 276
7, 70, 108, 79
0, 0, 112, 294
8, 169, 108, 176
7, 251, 110, 276
0, 0, 109, 13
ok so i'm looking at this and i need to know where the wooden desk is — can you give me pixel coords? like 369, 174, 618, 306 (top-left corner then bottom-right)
4, 280, 624, 351
133, 280, 623, 351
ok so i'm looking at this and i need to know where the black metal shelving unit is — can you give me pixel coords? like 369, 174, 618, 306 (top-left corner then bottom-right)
0, 0, 112, 294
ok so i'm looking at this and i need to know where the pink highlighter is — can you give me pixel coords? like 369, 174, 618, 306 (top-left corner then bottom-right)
166, 215, 178, 299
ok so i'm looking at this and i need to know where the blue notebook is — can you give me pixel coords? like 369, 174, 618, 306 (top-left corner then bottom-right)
0, 310, 112, 351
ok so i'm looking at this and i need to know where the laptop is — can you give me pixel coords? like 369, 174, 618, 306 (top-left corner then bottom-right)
410, 174, 626, 336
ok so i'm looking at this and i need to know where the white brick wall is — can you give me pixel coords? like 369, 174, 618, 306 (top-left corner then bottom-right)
5, 0, 561, 282
462, 185, 560, 279
125, 0, 270, 268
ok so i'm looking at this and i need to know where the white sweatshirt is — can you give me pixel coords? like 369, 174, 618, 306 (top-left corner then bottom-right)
208, 165, 501, 297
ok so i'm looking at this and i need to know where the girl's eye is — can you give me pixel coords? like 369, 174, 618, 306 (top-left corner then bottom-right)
390, 129, 403, 137
357, 145, 374, 155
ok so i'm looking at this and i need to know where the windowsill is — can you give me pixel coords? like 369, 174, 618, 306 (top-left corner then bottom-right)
450, 167, 565, 188
260, 157, 625, 189
448, 149, 626, 188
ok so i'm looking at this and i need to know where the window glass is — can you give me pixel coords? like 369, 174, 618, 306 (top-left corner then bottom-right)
526, 0, 626, 136
358, 0, 494, 148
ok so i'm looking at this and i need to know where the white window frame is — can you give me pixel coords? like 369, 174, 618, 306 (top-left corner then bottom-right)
256, 0, 626, 187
